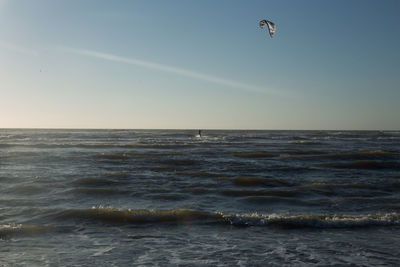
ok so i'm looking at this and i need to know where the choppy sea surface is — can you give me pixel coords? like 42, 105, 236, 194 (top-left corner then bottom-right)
0, 129, 400, 266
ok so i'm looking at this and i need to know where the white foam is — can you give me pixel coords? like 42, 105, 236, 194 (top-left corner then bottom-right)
219, 212, 400, 228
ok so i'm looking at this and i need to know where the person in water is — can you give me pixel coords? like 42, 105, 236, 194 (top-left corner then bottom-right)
198, 130, 202, 137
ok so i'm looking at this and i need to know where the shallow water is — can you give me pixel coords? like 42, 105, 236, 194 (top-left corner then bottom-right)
1, 129, 399, 266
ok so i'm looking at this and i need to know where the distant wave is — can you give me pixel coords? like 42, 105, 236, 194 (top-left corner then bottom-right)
57, 208, 220, 225
0, 224, 54, 239
6, 184, 47, 195
0, 143, 196, 149
71, 177, 131, 186
54, 207, 400, 229
241, 196, 312, 206
288, 140, 323, 145
220, 189, 296, 197
316, 160, 400, 170
70, 188, 131, 195
3, 210, 400, 239
232, 176, 291, 187
175, 171, 219, 178
233, 151, 275, 158
282, 150, 399, 160
221, 212, 400, 228
93, 153, 131, 160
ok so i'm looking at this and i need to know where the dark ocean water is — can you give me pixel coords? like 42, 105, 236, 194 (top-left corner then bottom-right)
0, 129, 400, 266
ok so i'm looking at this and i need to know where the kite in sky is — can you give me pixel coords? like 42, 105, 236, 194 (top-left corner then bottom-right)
259, 20, 276, 38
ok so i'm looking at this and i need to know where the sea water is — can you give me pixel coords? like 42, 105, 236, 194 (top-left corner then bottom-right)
0, 129, 399, 266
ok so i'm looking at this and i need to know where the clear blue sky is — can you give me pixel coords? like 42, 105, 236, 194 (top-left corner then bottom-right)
1, 0, 399, 129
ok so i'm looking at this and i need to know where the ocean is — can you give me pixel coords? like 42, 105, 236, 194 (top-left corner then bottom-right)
0, 129, 399, 266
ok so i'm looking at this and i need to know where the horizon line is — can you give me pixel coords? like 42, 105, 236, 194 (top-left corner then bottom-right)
0, 127, 397, 131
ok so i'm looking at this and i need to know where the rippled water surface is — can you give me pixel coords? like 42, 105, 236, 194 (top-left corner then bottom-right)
1, 129, 400, 266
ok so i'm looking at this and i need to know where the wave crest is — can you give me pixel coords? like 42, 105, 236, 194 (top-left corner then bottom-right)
221, 212, 400, 228
0, 224, 53, 239
55, 207, 400, 229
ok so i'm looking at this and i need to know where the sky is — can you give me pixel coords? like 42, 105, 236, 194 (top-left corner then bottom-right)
0, 0, 399, 130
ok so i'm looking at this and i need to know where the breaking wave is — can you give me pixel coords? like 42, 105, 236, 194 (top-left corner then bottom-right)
54, 207, 400, 229
221, 212, 400, 228
0, 224, 54, 239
